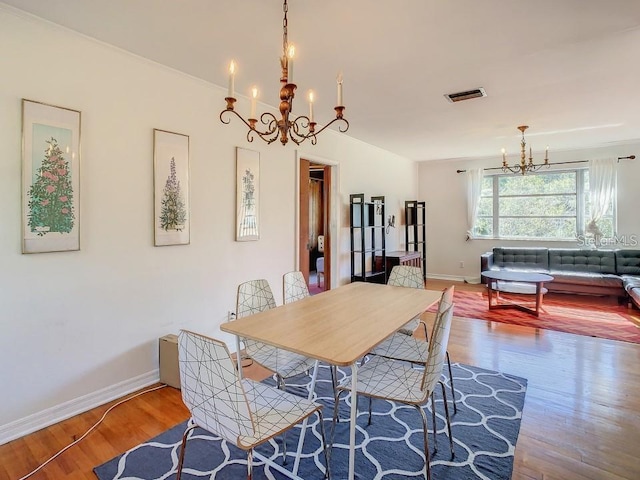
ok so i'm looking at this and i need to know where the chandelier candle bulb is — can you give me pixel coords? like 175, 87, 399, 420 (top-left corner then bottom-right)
228, 60, 236, 98
287, 45, 295, 83
337, 73, 343, 106
308, 90, 314, 122
250, 87, 258, 119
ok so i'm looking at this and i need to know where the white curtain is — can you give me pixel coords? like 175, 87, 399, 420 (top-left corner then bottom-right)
586, 158, 616, 238
466, 167, 484, 240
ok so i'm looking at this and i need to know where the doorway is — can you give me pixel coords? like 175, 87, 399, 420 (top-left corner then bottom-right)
298, 159, 332, 293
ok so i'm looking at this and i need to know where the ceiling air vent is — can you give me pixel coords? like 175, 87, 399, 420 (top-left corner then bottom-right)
444, 87, 487, 103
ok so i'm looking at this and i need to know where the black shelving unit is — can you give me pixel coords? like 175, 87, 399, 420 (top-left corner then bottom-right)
350, 194, 386, 283
405, 200, 426, 280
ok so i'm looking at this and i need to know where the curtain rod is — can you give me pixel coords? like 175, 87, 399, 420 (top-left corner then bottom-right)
455, 155, 635, 173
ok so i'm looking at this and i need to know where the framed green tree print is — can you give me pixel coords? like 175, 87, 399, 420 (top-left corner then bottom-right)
153, 129, 190, 246
22, 99, 81, 254
236, 147, 260, 241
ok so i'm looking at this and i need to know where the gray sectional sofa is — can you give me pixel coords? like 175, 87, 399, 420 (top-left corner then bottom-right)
480, 247, 640, 308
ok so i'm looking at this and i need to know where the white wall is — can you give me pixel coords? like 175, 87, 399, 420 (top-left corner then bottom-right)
418, 143, 640, 279
0, 6, 417, 442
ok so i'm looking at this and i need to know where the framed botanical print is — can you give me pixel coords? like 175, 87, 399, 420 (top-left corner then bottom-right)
153, 129, 190, 246
236, 147, 260, 241
22, 99, 81, 254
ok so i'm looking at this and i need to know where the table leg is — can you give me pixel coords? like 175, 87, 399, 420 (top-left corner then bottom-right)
235, 336, 243, 377
349, 361, 358, 480
535, 282, 542, 316
293, 360, 320, 475
487, 282, 494, 309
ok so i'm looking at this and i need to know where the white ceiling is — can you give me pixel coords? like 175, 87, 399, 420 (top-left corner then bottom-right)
5, 0, 640, 162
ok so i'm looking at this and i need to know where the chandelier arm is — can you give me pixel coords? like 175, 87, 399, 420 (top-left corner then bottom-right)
287, 118, 315, 145
306, 116, 350, 137
289, 115, 310, 138
219, 108, 239, 125
220, 108, 257, 131
250, 113, 280, 144
502, 164, 522, 175
287, 131, 304, 145
220, 108, 283, 144
259, 112, 279, 137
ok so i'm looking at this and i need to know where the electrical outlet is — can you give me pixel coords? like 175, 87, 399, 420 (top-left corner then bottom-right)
227, 311, 236, 322
459, 261, 464, 268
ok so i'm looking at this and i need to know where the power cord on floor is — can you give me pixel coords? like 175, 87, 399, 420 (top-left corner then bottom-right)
17, 384, 167, 480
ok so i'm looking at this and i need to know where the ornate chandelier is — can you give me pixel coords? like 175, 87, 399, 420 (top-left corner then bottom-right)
220, 0, 349, 146
501, 125, 550, 175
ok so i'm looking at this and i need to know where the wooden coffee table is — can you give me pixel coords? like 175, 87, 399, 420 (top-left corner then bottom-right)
482, 270, 554, 317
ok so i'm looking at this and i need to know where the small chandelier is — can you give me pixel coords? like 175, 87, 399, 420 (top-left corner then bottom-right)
220, 0, 349, 146
501, 125, 550, 175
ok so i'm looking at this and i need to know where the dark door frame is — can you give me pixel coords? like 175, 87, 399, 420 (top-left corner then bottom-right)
296, 153, 338, 290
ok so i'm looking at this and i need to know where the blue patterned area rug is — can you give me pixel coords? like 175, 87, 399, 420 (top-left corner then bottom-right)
94, 363, 527, 480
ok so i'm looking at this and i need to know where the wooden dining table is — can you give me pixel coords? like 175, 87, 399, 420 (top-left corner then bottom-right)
221, 281, 442, 480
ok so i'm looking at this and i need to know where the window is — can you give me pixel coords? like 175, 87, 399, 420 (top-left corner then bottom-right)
474, 169, 616, 240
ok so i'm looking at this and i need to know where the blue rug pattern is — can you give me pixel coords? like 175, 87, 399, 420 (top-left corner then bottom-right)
94, 363, 527, 479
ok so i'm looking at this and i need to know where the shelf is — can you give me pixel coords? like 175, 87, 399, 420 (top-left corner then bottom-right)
352, 271, 386, 284
405, 200, 426, 280
351, 193, 386, 284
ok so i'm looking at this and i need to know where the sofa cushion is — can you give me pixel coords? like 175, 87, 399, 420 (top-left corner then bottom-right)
493, 247, 549, 270
616, 249, 640, 275
622, 275, 640, 293
548, 248, 616, 274
548, 271, 623, 288
629, 287, 640, 308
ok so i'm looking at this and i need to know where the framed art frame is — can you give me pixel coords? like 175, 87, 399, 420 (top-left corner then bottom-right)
154, 129, 190, 246
22, 99, 81, 254
236, 147, 260, 241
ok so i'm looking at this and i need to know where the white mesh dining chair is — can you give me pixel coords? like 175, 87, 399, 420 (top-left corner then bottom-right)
370, 280, 458, 413
283, 271, 310, 304
236, 279, 317, 389
176, 330, 330, 480
387, 265, 428, 335
332, 304, 455, 480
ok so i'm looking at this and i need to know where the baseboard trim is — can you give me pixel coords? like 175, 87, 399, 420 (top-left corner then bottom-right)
426, 273, 466, 282
0, 369, 159, 446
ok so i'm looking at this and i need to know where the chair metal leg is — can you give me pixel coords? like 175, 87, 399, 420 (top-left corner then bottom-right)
439, 380, 455, 459
247, 449, 253, 480
446, 351, 457, 414
421, 322, 429, 340
176, 423, 198, 480
330, 389, 346, 447
293, 360, 320, 475
330, 365, 342, 423
330, 365, 339, 423
330, 365, 338, 393
282, 431, 288, 465
367, 396, 373, 426
430, 393, 438, 452
414, 405, 432, 480
317, 410, 332, 480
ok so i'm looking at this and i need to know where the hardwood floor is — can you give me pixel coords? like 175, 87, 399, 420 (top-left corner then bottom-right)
2, 280, 639, 480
